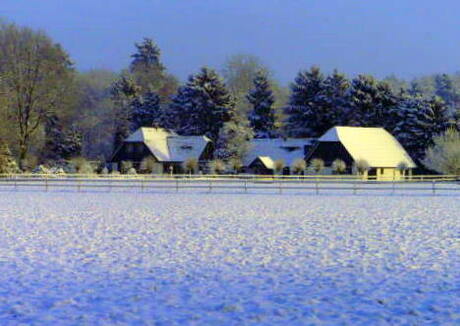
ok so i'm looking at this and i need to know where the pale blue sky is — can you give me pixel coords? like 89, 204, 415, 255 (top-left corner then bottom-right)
1, 0, 459, 83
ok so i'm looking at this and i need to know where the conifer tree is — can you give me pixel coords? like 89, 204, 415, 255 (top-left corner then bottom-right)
129, 38, 178, 100
111, 75, 140, 149
44, 115, 82, 161
168, 67, 234, 142
247, 71, 277, 138
318, 69, 350, 130
390, 92, 448, 162
347, 75, 381, 126
131, 91, 163, 130
434, 74, 458, 111
284, 66, 325, 137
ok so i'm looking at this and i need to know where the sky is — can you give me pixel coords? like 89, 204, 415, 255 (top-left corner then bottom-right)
1, 0, 460, 84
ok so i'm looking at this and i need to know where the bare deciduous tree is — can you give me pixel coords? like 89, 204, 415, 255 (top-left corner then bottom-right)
0, 23, 74, 168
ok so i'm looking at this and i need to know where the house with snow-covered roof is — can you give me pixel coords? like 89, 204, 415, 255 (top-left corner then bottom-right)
110, 127, 213, 173
305, 126, 416, 180
244, 138, 313, 174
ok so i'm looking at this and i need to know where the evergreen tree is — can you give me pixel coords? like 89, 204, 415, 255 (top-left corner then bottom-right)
390, 93, 449, 162
426, 96, 450, 136
284, 66, 325, 137
111, 75, 140, 149
318, 69, 350, 130
168, 67, 235, 142
44, 115, 82, 161
376, 81, 401, 131
434, 74, 458, 111
347, 75, 381, 126
131, 91, 163, 130
247, 71, 277, 138
129, 38, 177, 100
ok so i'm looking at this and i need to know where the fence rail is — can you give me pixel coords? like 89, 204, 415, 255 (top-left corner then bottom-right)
0, 174, 458, 195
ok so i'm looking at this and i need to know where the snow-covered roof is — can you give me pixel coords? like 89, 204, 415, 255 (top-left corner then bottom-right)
125, 127, 210, 162
318, 126, 416, 168
257, 156, 275, 169
244, 138, 312, 168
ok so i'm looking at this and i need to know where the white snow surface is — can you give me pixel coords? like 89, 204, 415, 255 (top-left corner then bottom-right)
0, 192, 459, 325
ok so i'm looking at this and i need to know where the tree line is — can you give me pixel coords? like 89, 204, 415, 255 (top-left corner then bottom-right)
0, 22, 459, 173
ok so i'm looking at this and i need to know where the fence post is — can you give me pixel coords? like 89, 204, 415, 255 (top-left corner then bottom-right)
244, 179, 247, 193
392, 179, 395, 195
176, 179, 179, 193
209, 179, 212, 193
315, 178, 319, 195
432, 180, 436, 195
279, 180, 282, 194
353, 179, 357, 195
45, 177, 48, 192
141, 179, 145, 193
78, 179, 81, 192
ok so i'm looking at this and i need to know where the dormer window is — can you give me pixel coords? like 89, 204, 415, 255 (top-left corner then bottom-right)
181, 145, 193, 150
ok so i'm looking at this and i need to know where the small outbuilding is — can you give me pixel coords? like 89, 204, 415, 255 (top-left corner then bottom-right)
110, 127, 213, 173
306, 126, 416, 180
244, 138, 313, 174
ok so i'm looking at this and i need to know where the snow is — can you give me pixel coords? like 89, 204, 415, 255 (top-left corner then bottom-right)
0, 192, 459, 324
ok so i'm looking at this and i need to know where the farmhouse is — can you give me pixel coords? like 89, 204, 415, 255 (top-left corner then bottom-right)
306, 126, 416, 180
110, 127, 212, 173
244, 138, 313, 174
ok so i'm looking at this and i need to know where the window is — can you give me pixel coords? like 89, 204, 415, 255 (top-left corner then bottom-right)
380, 168, 384, 175
126, 144, 134, 153
136, 144, 143, 154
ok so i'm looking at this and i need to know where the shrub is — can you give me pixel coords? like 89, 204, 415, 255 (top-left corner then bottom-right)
140, 157, 157, 174
208, 159, 226, 174
70, 157, 95, 174
423, 128, 460, 175
273, 159, 285, 175
291, 159, 306, 175
354, 159, 370, 175
228, 157, 243, 174
309, 158, 325, 173
120, 161, 133, 174
127, 167, 137, 175
183, 158, 198, 174
100, 167, 109, 175
332, 159, 347, 174
0, 141, 19, 174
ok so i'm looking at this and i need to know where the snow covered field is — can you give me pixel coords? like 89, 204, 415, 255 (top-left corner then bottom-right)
0, 192, 459, 325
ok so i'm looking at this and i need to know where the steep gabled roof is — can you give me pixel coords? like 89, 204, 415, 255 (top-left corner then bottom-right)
318, 126, 416, 168
124, 127, 210, 162
244, 138, 313, 168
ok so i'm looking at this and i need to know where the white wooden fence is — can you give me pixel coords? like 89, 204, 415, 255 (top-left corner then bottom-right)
0, 174, 458, 195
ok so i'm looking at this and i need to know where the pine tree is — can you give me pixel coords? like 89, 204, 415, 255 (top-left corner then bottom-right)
284, 66, 325, 137
390, 93, 448, 162
347, 75, 381, 126
318, 69, 350, 129
434, 74, 458, 111
426, 96, 450, 136
129, 38, 177, 100
247, 71, 277, 138
44, 115, 82, 161
168, 67, 234, 142
111, 75, 140, 149
131, 91, 163, 130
